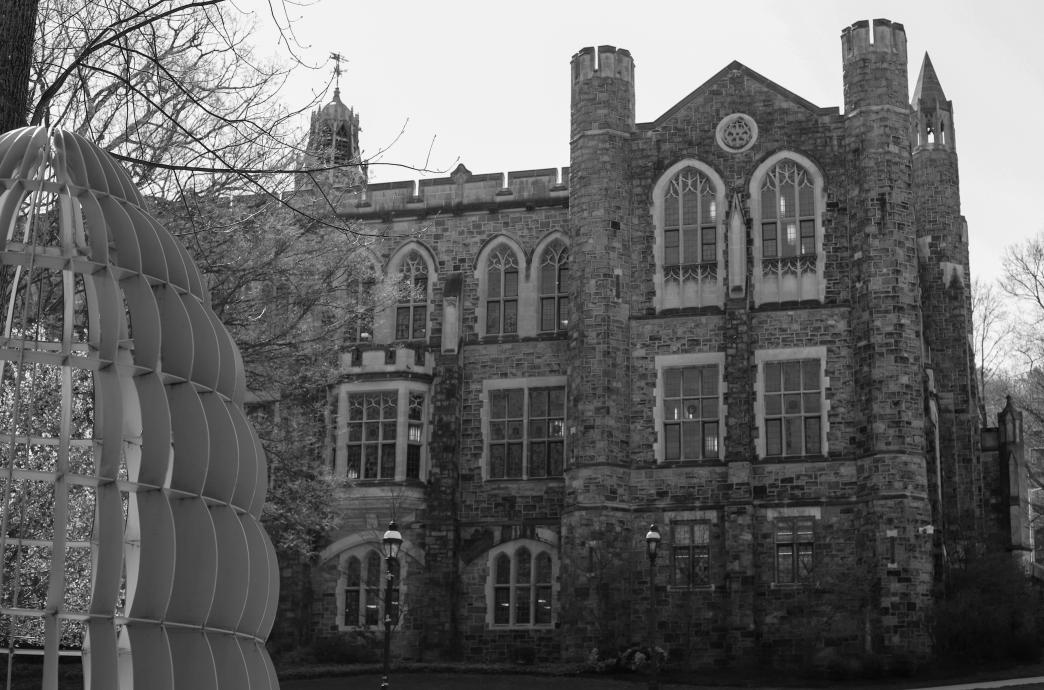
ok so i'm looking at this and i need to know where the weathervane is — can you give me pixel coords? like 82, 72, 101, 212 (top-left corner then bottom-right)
330, 52, 346, 92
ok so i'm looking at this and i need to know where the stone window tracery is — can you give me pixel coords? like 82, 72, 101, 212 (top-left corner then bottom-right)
487, 542, 555, 628
539, 242, 569, 333
395, 251, 428, 340
345, 274, 376, 344
653, 162, 725, 310
486, 247, 519, 335
341, 548, 400, 629
751, 154, 825, 304
715, 113, 758, 153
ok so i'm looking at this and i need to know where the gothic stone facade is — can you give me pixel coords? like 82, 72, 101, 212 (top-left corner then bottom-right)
300, 19, 1021, 667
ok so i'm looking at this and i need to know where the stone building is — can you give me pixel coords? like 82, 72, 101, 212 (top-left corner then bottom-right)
293, 19, 1028, 667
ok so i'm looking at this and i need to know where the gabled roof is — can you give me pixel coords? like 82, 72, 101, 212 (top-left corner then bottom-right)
641, 60, 826, 129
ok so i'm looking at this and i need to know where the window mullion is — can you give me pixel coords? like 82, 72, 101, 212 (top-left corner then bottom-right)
395, 387, 407, 481
522, 389, 529, 479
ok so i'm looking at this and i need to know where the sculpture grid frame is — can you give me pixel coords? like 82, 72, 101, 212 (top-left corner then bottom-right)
0, 127, 279, 689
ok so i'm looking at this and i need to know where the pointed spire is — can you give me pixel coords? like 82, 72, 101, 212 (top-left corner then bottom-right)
912, 52, 947, 105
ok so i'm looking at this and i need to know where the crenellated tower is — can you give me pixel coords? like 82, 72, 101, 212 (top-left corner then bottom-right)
911, 53, 982, 553
560, 45, 636, 656
842, 19, 934, 656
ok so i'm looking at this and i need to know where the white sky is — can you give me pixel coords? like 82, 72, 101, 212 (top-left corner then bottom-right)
238, 0, 1044, 285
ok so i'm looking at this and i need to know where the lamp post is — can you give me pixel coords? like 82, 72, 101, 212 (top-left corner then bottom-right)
645, 523, 661, 690
380, 520, 403, 690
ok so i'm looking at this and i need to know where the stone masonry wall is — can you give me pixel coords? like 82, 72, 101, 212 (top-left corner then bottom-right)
302, 18, 979, 667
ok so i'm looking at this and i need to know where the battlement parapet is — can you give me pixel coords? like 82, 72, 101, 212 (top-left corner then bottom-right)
571, 45, 634, 84
842, 18, 907, 60
349, 165, 568, 217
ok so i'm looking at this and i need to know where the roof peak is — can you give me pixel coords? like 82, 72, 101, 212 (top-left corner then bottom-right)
912, 52, 947, 105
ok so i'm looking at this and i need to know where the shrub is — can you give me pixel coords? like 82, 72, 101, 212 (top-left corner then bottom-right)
311, 632, 378, 664
933, 553, 1042, 665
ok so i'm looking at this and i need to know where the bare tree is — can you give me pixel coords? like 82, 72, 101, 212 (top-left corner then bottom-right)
27, 0, 314, 199
972, 277, 1013, 424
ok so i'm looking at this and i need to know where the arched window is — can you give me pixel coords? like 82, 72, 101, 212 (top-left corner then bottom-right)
653, 162, 725, 310
751, 154, 825, 304
395, 251, 428, 340
538, 242, 569, 333
485, 247, 519, 335
345, 274, 375, 344
487, 542, 555, 628
342, 550, 401, 628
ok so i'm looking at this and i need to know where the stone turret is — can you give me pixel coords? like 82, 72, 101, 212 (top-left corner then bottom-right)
912, 54, 955, 150
843, 18, 934, 657
911, 53, 981, 555
841, 18, 908, 112
560, 44, 636, 658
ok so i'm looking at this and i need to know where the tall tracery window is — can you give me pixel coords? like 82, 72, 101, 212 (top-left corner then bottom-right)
754, 157, 823, 304
346, 275, 375, 343
539, 242, 569, 333
656, 164, 724, 310
395, 252, 428, 340
344, 550, 399, 627
665, 168, 717, 285
485, 247, 519, 335
490, 545, 554, 627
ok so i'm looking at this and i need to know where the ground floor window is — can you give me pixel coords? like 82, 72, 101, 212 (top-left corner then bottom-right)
775, 517, 814, 584
343, 550, 399, 628
672, 521, 711, 587
487, 541, 556, 628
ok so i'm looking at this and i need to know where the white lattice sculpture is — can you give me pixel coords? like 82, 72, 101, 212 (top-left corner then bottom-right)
0, 127, 280, 689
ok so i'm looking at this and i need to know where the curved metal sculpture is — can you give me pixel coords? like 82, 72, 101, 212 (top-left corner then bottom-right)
0, 127, 279, 689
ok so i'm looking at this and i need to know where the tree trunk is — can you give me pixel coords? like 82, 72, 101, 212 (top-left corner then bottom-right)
0, 0, 40, 133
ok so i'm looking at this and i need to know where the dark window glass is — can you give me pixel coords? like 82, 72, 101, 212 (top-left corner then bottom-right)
762, 358, 823, 457
489, 386, 565, 479
662, 365, 719, 461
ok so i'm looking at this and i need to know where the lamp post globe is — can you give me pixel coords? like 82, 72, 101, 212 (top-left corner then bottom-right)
644, 522, 661, 690
383, 520, 403, 559
379, 520, 402, 690
645, 523, 661, 563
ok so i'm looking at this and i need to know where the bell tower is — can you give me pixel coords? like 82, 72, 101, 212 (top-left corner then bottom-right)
299, 53, 366, 192
911, 52, 981, 553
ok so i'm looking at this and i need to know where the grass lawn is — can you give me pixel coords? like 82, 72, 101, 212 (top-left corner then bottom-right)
277, 664, 1044, 690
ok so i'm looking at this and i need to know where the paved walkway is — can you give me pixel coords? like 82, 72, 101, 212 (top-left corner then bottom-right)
914, 677, 1044, 690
